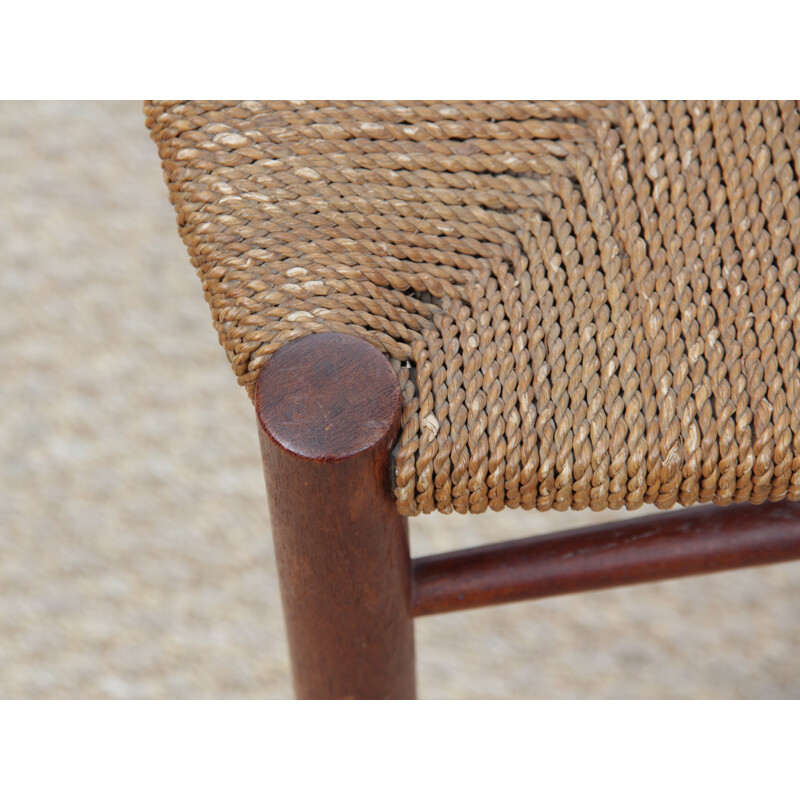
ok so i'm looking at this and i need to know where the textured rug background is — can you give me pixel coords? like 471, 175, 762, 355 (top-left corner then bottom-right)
1, 101, 798, 699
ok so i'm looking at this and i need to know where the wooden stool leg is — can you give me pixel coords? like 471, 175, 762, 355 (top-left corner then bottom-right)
255, 332, 416, 699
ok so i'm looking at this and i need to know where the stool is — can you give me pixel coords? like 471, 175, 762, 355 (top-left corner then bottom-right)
146, 101, 800, 698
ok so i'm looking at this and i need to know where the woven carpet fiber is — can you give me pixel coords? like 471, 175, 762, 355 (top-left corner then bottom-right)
1, 100, 799, 699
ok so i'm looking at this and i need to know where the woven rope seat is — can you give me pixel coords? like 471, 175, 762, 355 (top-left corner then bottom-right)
146, 101, 800, 516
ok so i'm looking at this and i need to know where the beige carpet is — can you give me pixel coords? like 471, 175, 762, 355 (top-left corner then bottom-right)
1, 101, 798, 699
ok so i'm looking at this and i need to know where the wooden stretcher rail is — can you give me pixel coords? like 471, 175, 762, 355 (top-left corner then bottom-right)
411, 500, 800, 617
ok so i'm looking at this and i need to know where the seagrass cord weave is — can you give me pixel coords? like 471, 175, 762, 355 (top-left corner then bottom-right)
146, 101, 800, 516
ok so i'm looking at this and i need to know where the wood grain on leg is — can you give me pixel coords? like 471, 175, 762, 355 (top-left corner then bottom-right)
256, 332, 415, 699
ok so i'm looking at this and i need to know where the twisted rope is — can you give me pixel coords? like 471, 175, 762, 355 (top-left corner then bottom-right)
147, 101, 800, 515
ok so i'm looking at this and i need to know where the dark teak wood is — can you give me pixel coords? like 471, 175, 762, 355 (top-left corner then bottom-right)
256, 332, 415, 699
412, 500, 800, 616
